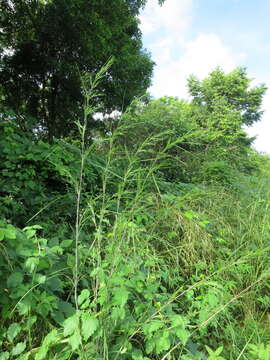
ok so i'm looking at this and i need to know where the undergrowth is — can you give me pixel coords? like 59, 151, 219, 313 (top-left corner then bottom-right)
1, 66, 270, 360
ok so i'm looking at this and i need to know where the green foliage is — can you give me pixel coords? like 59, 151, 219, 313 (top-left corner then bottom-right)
118, 66, 265, 185
1, 0, 156, 138
0, 118, 103, 227
1, 66, 270, 359
248, 343, 270, 360
188, 67, 267, 125
205, 346, 226, 360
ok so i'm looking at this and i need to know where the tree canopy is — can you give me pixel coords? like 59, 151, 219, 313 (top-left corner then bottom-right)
187, 67, 267, 126
0, 0, 162, 138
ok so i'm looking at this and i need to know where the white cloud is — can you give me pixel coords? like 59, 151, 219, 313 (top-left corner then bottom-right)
149, 33, 246, 99
139, 0, 192, 39
140, 0, 270, 154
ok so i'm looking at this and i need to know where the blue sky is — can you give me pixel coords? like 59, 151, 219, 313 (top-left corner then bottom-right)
139, 0, 270, 154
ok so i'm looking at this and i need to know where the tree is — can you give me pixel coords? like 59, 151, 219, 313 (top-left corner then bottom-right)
0, 0, 164, 139
117, 68, 267, 184
186, 68, 267, 179
187, 67, 267, 126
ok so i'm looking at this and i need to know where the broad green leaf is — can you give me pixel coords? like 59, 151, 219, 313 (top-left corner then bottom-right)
60, 240, 73, 248
78, 289, 90, 307
80, 298, 90, 310
25, 229, 36, 239
63, 313, 80, 337
32, 225, 43, 230
17, 300, 31, 315
81, 313, 98, 341
68, 329, 81, 350
43, 329, 58, 346
7, 323, 21, 342
170, 315, 187, 328
4, 228, 16, 239
25, 257, 39, 273
0, 352, 10, 360
34, 331, 58, 359
35, 345, 49, 360
155, 331, 170, 354
206, 346, 214, 355
215, 346, 224, 356
175, 328, 190, 345
58, 301, 75, 317
145, 338, 155, 354
7, 272, 23, 287
111, 306, 125, 320
112, 287, 129, 308
132, 349, 151, 360
143, 320, 164, 336
19, 353, 30, 360
26, 316, 37, 328
11, 342, 26, 356
207, 292, 218, 307
199, 310, 209, 323
131, 349, 143, 360
23, 225, 41, 234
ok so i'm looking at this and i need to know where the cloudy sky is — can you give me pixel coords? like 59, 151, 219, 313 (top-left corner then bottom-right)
139, 0, 270, 154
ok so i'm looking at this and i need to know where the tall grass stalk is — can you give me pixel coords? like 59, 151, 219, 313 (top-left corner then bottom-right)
73, 58, 113, 309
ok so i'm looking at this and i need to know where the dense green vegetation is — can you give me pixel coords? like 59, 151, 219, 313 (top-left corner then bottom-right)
1, 1, 270, 359
1, 0, 164, 139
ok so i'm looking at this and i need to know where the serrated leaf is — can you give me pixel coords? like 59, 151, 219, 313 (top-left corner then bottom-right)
155, 332, 170, 354
175, 328, 190, 345
7, 323, 21, 342
11, 342, 26, 356
81, 313, 98, 341
145, 338, 155, 354
7, 272, 23, 287
17, 300, 31, 315
143, 320, 164, 336
170, 315, 187, 328
78, 289, 90, 307
63, 314, 80, 337
68, 329, 81, 350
